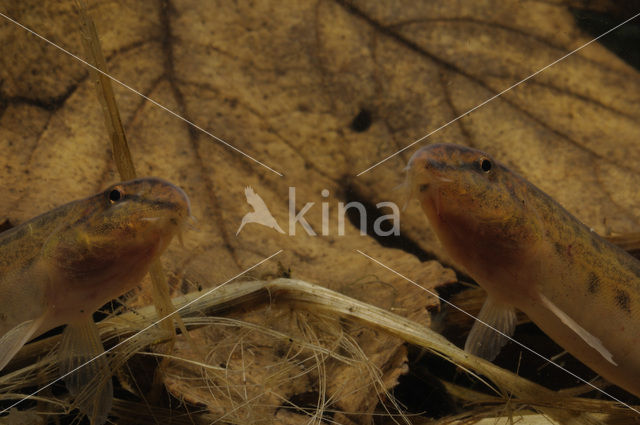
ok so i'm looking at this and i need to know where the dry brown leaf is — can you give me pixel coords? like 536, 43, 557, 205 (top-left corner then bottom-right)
1, 0, 640, 422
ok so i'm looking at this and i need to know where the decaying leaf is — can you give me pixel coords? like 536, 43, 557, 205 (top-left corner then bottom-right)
1, 0, 640, 423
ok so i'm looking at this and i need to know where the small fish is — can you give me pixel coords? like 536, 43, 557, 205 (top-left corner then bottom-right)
0, 177, 190, 423
406, 143, 640, 397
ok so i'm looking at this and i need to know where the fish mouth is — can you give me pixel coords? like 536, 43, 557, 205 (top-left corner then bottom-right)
404, 149, 443, 199
175, 214, 199, 247
168, 189, 194, 248
172, 183, 192, 219
407, 146, 434, 168
132, 177, 192, 218
126, 181, 192, 247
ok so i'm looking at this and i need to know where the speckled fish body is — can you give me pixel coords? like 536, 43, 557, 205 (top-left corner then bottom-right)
407, 143, 640, 397
0, 177, 189, 341
0, 177, 190, 423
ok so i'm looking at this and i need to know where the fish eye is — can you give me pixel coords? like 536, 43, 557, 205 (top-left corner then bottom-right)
108, 187, 124, 203
480, 158, 492, 173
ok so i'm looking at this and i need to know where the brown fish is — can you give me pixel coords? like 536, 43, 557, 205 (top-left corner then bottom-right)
406, 143, 640, 397
0, 177, 190, 423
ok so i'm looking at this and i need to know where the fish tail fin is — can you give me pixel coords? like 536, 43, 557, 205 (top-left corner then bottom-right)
59, 318, 113, 425
464, 295, 517, 361
0, 315, 46, 372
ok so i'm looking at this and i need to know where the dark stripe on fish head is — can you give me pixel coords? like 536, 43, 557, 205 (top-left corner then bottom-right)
406, 144, 544, 293
42, 178, 190, 285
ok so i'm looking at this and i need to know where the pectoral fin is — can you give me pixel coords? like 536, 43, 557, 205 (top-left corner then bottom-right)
0, 315, 46, 372
539, 294, 617, 366
59, 318, 113, 425
464, 296, 517, 361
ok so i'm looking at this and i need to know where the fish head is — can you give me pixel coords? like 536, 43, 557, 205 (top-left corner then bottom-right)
42, 177, 190, 289
406, 143, 542, 282
97, 177, 191, 248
